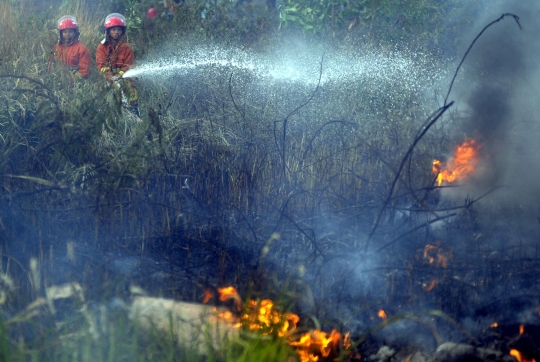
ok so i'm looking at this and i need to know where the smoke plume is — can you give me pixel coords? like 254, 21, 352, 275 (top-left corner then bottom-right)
445, 0, 540, 209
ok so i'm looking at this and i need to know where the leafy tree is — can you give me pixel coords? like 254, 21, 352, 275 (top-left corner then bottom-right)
278, 0, 444, 40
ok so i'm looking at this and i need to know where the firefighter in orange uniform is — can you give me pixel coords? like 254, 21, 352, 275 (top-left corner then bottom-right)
50, 15, 91, 79
96, 13, 139, 117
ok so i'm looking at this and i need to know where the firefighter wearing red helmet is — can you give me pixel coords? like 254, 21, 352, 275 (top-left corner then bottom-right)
96, 13, 139, 117
49, 15, 91, 79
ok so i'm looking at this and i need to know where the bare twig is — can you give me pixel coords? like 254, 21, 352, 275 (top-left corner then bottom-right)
228, 72, 247, 132
302, 120, 356, 161
365, 103, 452, 252
274, 52, 325, 184
374, 212, 457, 253
444, 13, 521, 106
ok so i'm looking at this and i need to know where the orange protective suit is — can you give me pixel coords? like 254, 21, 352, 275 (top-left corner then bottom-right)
96, 37, 138, 106
96, 39, 134, 80
53, 39, 91, 79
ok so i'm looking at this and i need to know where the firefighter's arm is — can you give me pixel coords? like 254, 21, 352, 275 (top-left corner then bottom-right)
96, 45, 112, 80
78, 45, 92, 79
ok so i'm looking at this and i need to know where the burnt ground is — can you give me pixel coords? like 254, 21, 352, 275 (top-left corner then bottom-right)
1, 180, 539, 361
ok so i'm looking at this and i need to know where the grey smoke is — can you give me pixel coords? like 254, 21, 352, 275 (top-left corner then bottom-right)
447, 0, 540, 205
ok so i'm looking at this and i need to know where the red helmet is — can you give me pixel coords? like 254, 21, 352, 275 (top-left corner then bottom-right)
147, 8, 157, 19
104, 13, 126, 29
58, 15, 78, 30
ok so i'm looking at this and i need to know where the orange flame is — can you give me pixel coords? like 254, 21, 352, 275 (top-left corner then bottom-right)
242, 299, 299, 337
519, 324, 525, 335
432, 139, 482, 186
206, 286, 352, 361
437, 254, 448, 268
422, 279, 438, 292
210, 289, 299, 336
217, 286, 243, 311
202, 289, 213, 304
490, 322, 498, 328
214, 308, 242, 327
423, 243, 452, 268
419, 243, 453, 293
378, 309, 387, 320
290, 329, 345, 362
423, 244, 437, 264
510, 349, 536, 362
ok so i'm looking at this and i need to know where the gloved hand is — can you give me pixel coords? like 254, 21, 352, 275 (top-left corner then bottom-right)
110, 75, 122, 82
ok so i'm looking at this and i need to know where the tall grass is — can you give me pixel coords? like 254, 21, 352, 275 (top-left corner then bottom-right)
0, 0, 452, 299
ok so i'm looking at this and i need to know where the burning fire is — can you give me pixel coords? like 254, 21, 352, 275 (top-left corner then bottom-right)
205, 286, 352, 361
202, 289, 213, 304
242, 299, 299, 337
217, 286, 243, 311
215, 309, 242, 328
420, 243, 453, 293
290, 329, 351, 362
432, 139, 482, 186
422, 279, 438, 292
510, 349, 536, 362
423, 243, 452, 268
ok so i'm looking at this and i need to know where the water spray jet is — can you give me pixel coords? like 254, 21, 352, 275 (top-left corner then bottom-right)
122, 45, 442, 92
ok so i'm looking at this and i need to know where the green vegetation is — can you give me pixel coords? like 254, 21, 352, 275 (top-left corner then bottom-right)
0, 297, 298, 361
279, 0, 442, 37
